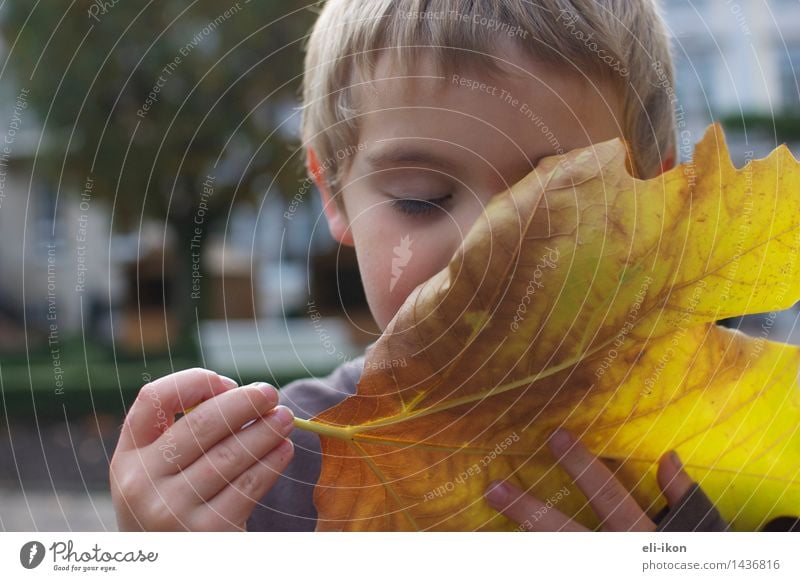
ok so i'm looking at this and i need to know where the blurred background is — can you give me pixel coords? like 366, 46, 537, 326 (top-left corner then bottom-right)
0, 0, 798, 530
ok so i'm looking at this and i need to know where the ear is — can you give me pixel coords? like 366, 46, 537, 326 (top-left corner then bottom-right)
307, 147, 354, 247
657, 152, 676, 175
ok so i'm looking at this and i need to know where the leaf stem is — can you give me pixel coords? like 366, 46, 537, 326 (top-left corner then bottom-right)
293, 417, 354, 440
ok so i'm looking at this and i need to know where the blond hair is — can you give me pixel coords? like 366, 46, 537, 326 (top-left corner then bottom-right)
301, 0, 676, 196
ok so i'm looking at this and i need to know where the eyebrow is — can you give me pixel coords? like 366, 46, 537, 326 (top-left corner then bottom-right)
365, 146, 460, 173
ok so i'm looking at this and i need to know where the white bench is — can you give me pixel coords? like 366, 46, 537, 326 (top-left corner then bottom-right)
198, 317, 361, 381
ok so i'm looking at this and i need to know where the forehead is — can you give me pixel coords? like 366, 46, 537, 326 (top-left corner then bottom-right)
350, 48, 623, 181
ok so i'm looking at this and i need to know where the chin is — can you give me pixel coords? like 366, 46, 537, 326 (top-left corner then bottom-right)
367, 295, 404, 334
365, 277, 418, 334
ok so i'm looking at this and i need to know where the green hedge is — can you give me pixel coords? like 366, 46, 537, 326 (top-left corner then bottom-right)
720, 112, 800, 143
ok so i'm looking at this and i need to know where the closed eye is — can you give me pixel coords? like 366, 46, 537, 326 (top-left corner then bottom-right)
390, 194, 452, 216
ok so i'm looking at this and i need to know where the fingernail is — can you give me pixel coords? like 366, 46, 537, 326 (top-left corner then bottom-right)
276, 438, 294, 455
271, 405, 294, 429
485, 480, 511, 506
548, 428, 574, 455
218, 375, 238, 389
255, 382, 278, 399
669, 450, 683, 470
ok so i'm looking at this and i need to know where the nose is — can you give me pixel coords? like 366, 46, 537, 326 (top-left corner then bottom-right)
438, 200, 490, 274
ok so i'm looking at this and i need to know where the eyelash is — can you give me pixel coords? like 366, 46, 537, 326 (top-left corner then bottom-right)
390, 194, 452, 216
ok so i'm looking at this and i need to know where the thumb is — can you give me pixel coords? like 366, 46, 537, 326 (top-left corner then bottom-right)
657, 451, 695, 506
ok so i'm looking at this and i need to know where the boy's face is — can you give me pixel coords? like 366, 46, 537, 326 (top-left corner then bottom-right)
316, 47, 626, 332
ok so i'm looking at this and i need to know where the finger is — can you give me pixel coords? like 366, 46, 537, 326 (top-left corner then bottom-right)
657, 450, 694, 506
118, 369, 238, 452
173, 405, 295, 500
484, 480, 588, 532
548, 428, 654, 531
202, 437, 295, 529
156, 382, 280, 471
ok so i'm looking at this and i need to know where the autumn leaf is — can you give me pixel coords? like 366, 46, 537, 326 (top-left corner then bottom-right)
296, 124, 800, 531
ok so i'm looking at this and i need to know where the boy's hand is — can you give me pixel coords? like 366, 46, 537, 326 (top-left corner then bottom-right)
485, 429, 694, 531
110, 368, 294, 531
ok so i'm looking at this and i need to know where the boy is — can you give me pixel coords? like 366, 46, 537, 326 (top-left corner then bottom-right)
111, 0, 731, 531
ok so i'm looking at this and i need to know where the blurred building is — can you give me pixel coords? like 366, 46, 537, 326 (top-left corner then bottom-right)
0, 83, 367, 377
662, 0, 800, 161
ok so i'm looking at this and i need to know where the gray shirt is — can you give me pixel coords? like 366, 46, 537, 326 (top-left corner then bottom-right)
247, 355, 365, 532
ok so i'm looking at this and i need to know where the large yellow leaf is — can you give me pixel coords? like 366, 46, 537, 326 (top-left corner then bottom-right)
297, 124, 800, 531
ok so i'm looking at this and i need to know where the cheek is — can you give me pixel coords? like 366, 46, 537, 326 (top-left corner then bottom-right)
349, 210, 463, 330
350, 219, 418, 330
343, 184, 490, 330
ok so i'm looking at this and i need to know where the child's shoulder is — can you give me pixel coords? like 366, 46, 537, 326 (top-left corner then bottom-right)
277, 352, 366, 419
